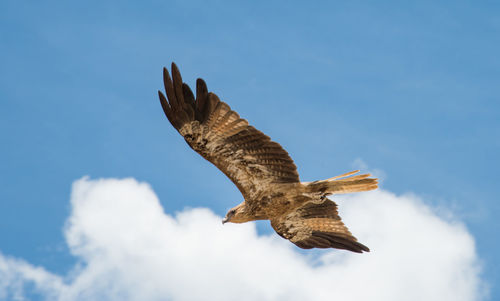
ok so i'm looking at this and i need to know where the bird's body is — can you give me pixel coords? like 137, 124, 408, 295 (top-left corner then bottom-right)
158, 63, 378, 253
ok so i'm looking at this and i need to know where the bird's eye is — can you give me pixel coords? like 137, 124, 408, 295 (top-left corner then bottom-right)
229, 209, 236, 216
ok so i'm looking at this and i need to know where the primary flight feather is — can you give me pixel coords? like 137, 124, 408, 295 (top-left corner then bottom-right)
158, 63, 378, 253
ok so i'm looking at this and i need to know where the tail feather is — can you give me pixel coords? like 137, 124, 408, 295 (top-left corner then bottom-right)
326, 170, 360, 181
304, 170, 378, 195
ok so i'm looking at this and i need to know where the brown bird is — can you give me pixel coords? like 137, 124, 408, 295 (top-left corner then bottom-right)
158, 63, 378, 253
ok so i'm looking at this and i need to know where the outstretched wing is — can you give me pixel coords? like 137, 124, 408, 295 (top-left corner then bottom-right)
271, 198, 369, 252
158, 63, 300, 200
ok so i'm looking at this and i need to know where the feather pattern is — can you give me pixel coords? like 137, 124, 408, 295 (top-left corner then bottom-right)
271, 199, 370, 252
158, 63, 299, 200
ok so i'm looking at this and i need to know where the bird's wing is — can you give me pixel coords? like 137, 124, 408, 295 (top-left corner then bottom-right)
271, 198, 369, 252
158, 63, 300, 200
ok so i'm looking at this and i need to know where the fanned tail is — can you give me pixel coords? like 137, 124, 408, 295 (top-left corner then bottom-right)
303, 170, 378, 195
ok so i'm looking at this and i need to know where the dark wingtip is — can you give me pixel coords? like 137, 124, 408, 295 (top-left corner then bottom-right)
310, 232, 371, 253
171, 62, 179, 75
359, 243, 370, 253
158, 91, 171, 118
196, 78, 207, 88
170, 62, 185, 105
182, 83, 195, 105
196, 78, 208, 111
158, 90, 166, 103
348, 241, 370, 253
163, 67, 169, 82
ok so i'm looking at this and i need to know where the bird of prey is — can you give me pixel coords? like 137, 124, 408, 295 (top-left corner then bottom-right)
158, 63, 378, 253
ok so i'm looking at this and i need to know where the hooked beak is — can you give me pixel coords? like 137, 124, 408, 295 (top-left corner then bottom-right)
222, 216, 229, 224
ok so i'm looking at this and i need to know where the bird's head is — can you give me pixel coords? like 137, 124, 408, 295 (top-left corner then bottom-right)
222, 202, 250, 224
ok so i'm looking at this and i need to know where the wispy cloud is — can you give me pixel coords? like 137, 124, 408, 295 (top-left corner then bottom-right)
0, 177, 486, 301
352, 158, 387, 184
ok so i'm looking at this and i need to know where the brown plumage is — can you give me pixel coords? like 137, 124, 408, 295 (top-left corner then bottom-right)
158, 63, 378, 253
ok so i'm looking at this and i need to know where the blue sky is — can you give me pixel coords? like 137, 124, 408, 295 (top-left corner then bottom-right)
0, 0, 498, 300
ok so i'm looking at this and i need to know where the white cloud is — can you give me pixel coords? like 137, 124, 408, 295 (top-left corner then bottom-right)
0, 177, 487, 301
